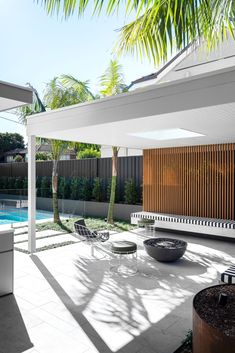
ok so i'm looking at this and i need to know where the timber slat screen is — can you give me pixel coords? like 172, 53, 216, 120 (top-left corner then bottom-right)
144, 144, 235, 220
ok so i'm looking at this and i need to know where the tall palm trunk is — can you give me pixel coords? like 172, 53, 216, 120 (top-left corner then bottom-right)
52, 159, 60, 223
107, 146, 119, 224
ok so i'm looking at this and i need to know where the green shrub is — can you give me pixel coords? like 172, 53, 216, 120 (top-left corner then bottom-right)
106, 178, 119, 203
14, 154, 24, 162
0, 175, 141, 204
139, 183, 143, 204
14, 177, 23, 190
58, 177, 71, 199
70, 177, 80, 200
124, 179, 138, 204
77, 148, 101, 159
14, 177, 22, 189
80, 177, 92, 200
22, 177, 28, 196
36, 152, 51, 161
58, 177, 64, 199
36, 177, 42, 197
92, 177, 103, 202
40, 177, 51, 198
7, 177, 15, 190
0, 177, 8, 190
62, 178, 71, 199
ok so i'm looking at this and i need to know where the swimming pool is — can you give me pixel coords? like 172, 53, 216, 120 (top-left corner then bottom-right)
0, 207, 53, 225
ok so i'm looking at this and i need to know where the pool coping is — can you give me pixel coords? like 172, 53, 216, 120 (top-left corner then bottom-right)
0, 212, 70, 229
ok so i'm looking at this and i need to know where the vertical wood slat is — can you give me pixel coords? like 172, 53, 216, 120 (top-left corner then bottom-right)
143, 143, 235, 220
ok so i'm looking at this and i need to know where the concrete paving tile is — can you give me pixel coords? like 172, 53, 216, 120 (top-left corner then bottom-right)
29, 306, 77, 333
6, 229, 235, 353
15, 295, 37, 311
28, 322, 89, 353
16, 233, 79, 251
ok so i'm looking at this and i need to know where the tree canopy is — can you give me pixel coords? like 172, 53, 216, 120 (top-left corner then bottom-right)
0, 132, 25, 156
38, 0, 235, 64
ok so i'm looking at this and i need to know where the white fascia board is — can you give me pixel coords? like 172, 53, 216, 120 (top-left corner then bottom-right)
0, 81, 33, 111
27, 65, 235, 138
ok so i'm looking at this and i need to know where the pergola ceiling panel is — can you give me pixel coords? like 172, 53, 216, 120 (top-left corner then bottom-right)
27, 66, 235, 149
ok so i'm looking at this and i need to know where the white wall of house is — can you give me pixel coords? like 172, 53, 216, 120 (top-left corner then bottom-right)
101, 145, 142, 158
6, 156, 14, 163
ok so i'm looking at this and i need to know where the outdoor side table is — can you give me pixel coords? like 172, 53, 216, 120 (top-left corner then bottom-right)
110, 241, 137, 276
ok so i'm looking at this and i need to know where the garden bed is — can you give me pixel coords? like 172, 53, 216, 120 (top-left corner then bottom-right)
36, 216, 136, 234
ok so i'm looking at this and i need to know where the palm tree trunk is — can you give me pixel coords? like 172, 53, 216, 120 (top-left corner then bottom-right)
52, 160, 61, 224
107, 146, 119, 224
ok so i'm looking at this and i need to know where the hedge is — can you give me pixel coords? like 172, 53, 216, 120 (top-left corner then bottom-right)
0, 176, 141, 205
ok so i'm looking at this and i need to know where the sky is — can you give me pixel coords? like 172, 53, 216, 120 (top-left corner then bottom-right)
0, 0, 156, 141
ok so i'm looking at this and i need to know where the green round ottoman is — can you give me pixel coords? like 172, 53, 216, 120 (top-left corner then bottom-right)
110, 241, 137, 276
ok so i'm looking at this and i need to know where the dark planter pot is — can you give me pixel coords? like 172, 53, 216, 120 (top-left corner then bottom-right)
143, 238, 187, 262
193, 284, 235, 353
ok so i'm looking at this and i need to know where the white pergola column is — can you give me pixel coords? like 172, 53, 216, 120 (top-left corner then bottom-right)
28, 135, 36, 253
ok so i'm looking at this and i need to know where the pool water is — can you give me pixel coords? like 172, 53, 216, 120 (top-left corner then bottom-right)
0, 207, 53, 225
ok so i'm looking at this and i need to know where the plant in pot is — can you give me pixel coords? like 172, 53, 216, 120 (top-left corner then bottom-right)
193, 284, 235, 353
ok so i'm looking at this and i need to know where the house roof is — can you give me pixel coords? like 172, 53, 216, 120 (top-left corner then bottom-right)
36, 144, 76, 155
128, 43, 193, 89
4, 148, 28, 156
130, 34, 235, 91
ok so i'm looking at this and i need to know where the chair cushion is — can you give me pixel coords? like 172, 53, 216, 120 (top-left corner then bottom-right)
97, 231, 109, 242
221, 265, 235, 284
111, 241, 137, 254
74, 219, 95, 238
74, 219, 86, 227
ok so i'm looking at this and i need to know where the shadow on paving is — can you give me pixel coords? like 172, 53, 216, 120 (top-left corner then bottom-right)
0, 295, 33, 353
30, 247, 213, 353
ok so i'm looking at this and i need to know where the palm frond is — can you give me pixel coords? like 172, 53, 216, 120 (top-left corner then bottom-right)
60, 75, 95, 101
50, 139, 69, 160
17, 85, 46, 125
38, 0, 235, 64
99, 59, 127, 96
115, 0, 230, 64
38, 0, 124, 17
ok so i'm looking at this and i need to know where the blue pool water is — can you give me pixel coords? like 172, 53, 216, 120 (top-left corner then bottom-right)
0, 208, 53, 225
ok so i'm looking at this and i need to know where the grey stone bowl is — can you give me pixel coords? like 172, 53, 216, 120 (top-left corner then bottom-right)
143, 238, 187, 262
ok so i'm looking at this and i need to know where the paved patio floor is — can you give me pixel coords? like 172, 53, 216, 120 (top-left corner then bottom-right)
0, 229, 234, 353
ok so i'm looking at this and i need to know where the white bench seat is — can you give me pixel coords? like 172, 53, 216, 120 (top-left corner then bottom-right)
131, 211, 235, 240
221, 265, 235, 284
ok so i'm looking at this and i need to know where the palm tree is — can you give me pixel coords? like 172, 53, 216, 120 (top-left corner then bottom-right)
17, 83, 46, 124
18, 78, 94, 224
43, 77, 94, 223
99, 60, 128, 224
38, 0, 235, 65
62, 61, 127, 223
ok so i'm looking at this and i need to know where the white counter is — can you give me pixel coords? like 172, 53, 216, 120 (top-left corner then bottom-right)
0, 227, 14, 296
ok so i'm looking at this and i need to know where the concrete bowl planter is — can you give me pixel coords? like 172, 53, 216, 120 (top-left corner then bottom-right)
143, 237, 187, 262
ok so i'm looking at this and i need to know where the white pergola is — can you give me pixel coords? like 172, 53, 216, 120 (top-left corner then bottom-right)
0, 80, 32, 111
27, 66, 235, 253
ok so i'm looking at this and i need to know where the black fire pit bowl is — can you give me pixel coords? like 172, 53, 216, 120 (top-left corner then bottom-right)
143, 237, 187, 262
